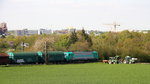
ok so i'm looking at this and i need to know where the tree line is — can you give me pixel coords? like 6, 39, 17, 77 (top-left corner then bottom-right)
0, 29, 150, 62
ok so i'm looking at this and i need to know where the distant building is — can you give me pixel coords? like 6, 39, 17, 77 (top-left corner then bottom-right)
15, 30, 27, 36
27, 29, 38, 36
133, 30, 150, 33
9, 29, 38, 36
53, 28, 105, 35
53, 28, 76, 34
53, 29, 69, 34
0, 22, 7, 35
9, 29, 52, 36
38, 29, 52, 35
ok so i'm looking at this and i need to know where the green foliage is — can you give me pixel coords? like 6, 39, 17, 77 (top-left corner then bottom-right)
92, 30, 150, 62
54, 34, 69, 51
1, 30, 150, 62
80, 29, 93, 47
68, 41, 90, 51
68, 29, 78, 46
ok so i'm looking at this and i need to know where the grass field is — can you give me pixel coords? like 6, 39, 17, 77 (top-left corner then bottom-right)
0, 63, 150, 84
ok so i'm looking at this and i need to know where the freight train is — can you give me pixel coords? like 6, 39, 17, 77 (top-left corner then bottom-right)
0, 51, 99, 65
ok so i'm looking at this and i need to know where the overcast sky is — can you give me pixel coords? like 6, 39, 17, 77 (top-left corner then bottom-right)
0, 0, 150, 31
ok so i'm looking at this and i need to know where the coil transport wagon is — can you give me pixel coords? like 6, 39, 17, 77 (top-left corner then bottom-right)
38, 51, 65, 63
7, 52, 39, 64
47, 51, 65, 62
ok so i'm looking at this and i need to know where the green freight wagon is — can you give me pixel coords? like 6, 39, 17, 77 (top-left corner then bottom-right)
47, 51, 65, 62
64, 51, 99, 62
7, 52, 39, 64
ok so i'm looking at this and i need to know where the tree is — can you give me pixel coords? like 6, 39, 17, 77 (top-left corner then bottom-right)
68, 41, 90, 51
79, 28, 93, 47
145, 41, 150, 52
68, 29, 78, 47
33, 37, 55, 51
54, 34, 69, 51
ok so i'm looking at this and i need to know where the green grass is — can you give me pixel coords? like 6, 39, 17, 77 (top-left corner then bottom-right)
0, 63, 150, 84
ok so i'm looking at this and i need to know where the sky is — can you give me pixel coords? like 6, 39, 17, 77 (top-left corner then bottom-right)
0, 0, 150, 31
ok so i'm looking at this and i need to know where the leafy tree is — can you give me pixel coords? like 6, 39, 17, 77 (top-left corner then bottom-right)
33, 37, 55, 51
69, 41, 90, 51
79, 28, 93, 47
68, 29, 78, 47
54, 34, 69, 51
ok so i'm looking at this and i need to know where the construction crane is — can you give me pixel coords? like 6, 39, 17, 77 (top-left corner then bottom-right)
104, 22, 120, 32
